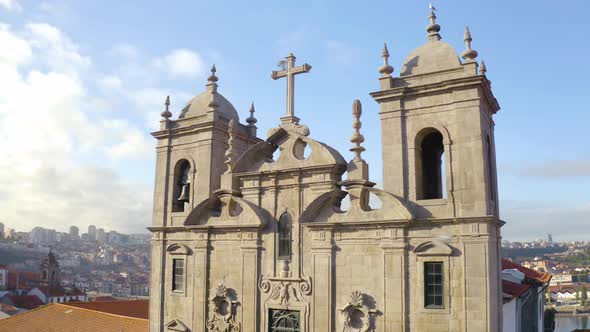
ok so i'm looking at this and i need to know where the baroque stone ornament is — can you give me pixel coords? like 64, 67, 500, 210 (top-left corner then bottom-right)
340, 291, 379, 332
207, 283, 240, 332
258, 274, 312, 306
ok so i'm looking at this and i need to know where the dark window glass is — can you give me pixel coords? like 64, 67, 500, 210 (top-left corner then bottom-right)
277, 213, 292, 259
424, 262, 444, 308
269, 309, 300, 332
172, 259, 184, 291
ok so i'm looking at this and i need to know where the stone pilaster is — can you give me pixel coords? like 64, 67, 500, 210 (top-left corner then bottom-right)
311, 229, 334, 332
381, 237, 407, 331
240, 233, 260, 331
192, 233, 209, 332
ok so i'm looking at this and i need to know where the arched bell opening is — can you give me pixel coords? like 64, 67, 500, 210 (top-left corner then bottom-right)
172, 159, 191, 212
415, 128, 446, 200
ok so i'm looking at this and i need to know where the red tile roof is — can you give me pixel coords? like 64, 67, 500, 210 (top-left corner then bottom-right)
7, 270, 40, 290
503, 280, 531, 298
0, 294, 44, 309
64, 300, 149, 319
502, 259, 553, 284
0, 303, 148, 332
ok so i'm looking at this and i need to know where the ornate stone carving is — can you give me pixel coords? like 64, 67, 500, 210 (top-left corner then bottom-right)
339, 291, 379, 332
207, 283, 240, 332
258, 275, 312, 306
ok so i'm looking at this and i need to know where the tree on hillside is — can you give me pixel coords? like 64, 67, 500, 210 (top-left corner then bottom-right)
581, 285, 588, 306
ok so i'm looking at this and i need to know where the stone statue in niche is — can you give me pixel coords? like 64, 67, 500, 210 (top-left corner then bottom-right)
339, 291, 379, 332
207, 283, 240, 332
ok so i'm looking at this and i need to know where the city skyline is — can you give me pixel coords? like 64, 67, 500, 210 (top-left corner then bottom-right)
0, 0, 588, 241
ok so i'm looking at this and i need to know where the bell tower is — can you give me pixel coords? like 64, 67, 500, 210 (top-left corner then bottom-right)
148, 66, 260, 331
150, 66, 260, 229
370, 7, 500, 220
40, 249, 60, 287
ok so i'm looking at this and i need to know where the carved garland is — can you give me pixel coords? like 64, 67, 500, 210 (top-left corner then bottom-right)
207, 283, 241, 332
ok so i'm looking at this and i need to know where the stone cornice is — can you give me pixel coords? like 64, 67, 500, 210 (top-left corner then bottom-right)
370, 75, 500, 114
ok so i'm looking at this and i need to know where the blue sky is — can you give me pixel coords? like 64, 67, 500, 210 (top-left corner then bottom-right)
0, 0, 588, 241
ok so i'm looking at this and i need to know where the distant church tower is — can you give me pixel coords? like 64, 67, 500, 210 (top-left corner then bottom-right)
148, 4, 503, 332
40, 249, 60, 287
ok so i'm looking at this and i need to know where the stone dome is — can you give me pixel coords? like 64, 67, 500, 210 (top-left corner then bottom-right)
178, 89, 240, 121
400, 40, 461, 76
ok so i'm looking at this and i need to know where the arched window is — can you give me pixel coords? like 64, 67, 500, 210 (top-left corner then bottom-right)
277, 213, 292, 259
416, 129, 445, 200
173, 160, 191, 212
486, 135, 495, 202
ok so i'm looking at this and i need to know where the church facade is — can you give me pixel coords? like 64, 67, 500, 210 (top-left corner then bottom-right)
148, 6, 502, 332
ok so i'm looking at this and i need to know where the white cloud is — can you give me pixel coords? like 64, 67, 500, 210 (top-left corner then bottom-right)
0, 22, 153, 233
97, 74, 122, 90
154, 48, 205, 78
0, 0, 21, 12
0, 25, 32, 65
108, 43, 140, 59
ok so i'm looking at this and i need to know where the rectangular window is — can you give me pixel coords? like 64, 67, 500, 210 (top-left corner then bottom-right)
424, 262, 444, 308
172, 259, 184, 292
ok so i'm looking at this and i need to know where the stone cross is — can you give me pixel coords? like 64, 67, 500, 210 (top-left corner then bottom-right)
271, 53, 312, 121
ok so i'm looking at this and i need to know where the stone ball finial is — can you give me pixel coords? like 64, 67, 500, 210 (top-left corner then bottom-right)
461, 26, 478, 61
378, 43, 394, 77
161, 95, 172, 119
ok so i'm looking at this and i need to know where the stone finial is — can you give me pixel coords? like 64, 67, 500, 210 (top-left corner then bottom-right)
426, 2, 441, 41
378, 43, 394, 77
224, 119, 237, 173
161, 95, 172, 119
246, 101, 257, 127
206, 64, 218, 92
479, 60, 487, 75
349, 99, 366, 161
461, 26, 478, 61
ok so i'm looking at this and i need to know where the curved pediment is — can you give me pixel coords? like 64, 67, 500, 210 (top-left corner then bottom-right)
165, 319, 189, 332
166, 243, 191, 255
300, 186, 413, 223
184, 194, 267, 229
413, 240, 454, 256
232, 127, 346, 174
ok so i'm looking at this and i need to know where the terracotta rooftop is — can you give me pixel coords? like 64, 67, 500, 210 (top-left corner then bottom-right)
64, 300, 149, 319
7, 270, 40, 290
0, 303, 148, 332
502, 280, 531, 298
0, 294, 44, 309
502, 259, 553, 284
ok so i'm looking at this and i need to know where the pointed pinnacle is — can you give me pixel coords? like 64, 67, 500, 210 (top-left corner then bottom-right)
382, 43, 390, 58
379, 42, 394, 77
208, 64, 218, 83
247, 101, 257, 126
461, 26, 478, 61
480, 60, 487, 75
161, 95, 172, 119
464, 26, 472, 43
